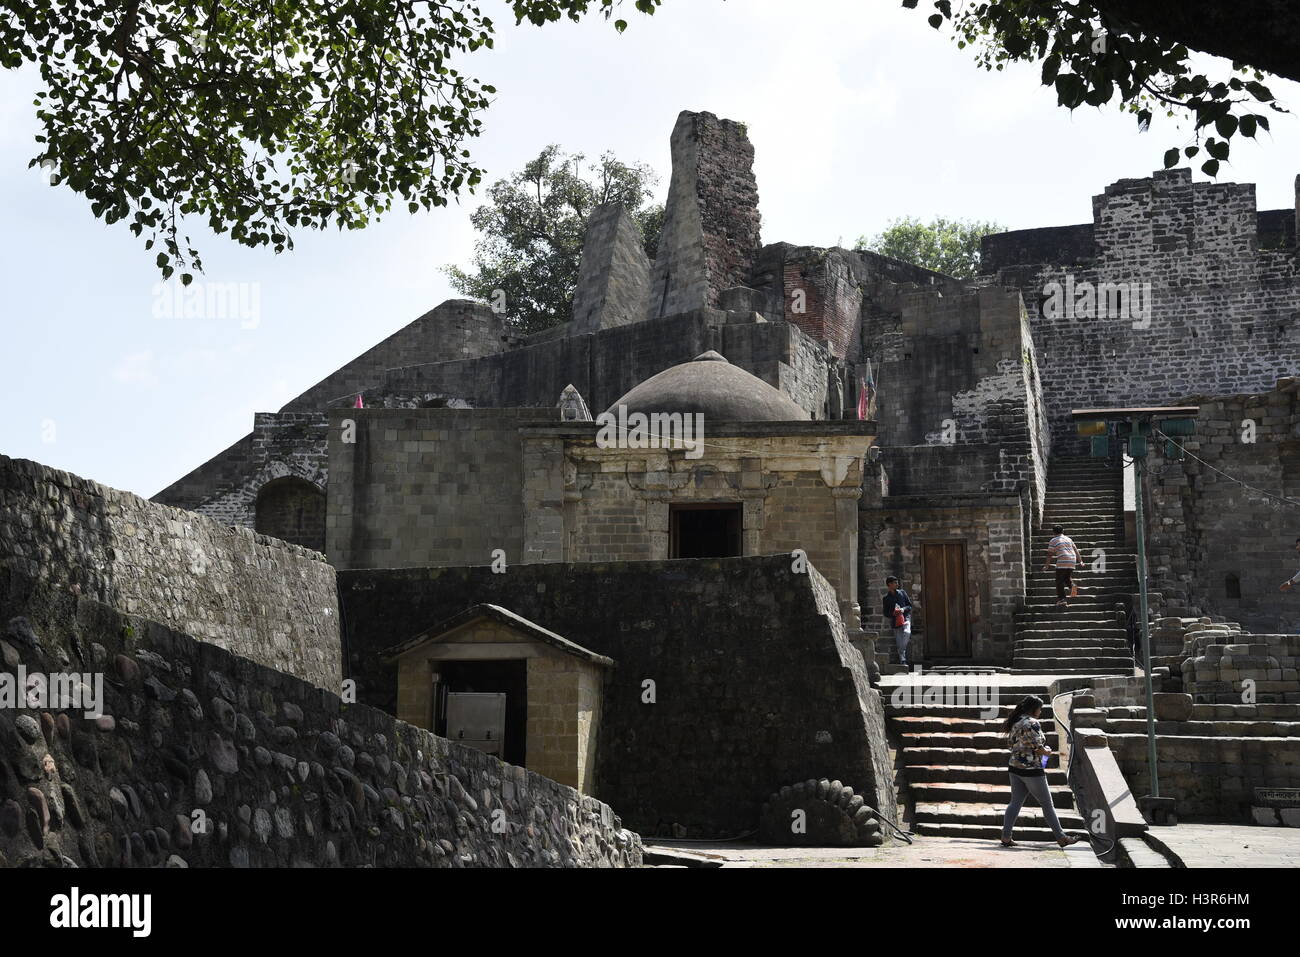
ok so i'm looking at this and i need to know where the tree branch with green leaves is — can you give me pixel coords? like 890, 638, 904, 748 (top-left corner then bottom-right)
904, 0, 1287, 178
1, 0, 659, 283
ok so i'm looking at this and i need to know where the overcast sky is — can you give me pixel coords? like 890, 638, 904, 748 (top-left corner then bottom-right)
3, 0, 1298, 499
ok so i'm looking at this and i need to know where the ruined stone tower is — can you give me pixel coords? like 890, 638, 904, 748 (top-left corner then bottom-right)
646, 110, 762, 319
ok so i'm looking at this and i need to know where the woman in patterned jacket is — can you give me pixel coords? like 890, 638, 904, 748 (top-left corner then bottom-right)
999, 695, 1080, 848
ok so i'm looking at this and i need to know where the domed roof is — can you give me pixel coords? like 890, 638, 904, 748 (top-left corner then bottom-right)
606, 351, 810, 422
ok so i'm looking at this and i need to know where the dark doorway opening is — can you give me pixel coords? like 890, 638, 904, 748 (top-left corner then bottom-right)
254, 477, 326, 552
433, 659, 527, 766
670, 503, 743, 559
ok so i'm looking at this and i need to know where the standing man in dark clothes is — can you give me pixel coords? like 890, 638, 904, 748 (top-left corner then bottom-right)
883, 576, 914, 668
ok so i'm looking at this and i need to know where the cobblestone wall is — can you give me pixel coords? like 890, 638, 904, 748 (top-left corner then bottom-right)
0, 577, 638, 868
1, 456, 340, 689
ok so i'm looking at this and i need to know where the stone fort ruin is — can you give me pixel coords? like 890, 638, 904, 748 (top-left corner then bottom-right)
4, 109, 1300, 866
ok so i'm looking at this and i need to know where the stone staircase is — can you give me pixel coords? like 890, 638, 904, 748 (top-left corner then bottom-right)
885, 681, 1086, 840
1011, 456, 1137, 676
880, 456, 1147, 843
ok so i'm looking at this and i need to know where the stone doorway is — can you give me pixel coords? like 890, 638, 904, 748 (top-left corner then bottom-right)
434, 659, 528, 767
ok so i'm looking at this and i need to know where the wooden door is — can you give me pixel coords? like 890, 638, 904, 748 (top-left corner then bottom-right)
921, 543, 971, 657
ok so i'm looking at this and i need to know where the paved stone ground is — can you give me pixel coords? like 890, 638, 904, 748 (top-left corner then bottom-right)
647, 835, 1102, 868
1146, 824, 1300, 867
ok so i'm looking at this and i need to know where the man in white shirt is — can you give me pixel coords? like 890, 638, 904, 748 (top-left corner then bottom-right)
1045, 524, 1082, 608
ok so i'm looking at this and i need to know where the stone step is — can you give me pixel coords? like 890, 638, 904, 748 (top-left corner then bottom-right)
891, 715, 1009, 734
883, 688, 1056, 705
903, 747, 1061, 768
1015, 643, 1131, 656
885, 704, 1058, 720
1008, 666, 1134, 675
902, 763, 1068, 785
1022, 597, 1129, 608
913, 802, 1084, 828
911, 821, 1086, 842
900, 731, 1061, 750
1015, 646, 1132, 659
1191, 703, 1300, 720
1015, 628, 1129, 640
910, 781, 1075, 808
1101, 718, 1300, 736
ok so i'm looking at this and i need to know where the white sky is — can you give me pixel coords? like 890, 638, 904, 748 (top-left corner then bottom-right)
2, 0, 1298, 499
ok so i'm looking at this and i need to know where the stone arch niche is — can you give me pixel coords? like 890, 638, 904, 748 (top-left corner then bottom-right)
254, 477, 326, 552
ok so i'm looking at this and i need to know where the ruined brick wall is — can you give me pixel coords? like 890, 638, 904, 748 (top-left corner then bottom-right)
0, 456, 340, 690
646, 111, 761, 319
152, 412, 327, 530
983, 169, 1300, 444
0, 577, 639, 868
326, 408, 558, 571
744, 245, 863, 360
336, 556, 896, 838
1145, 379, 1300, 633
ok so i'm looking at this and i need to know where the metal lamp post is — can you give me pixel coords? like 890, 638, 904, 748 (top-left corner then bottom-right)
1072, 406, 1197, 814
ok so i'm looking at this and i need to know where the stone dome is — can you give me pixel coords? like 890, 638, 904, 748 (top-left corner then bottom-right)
606, 351, 810, 422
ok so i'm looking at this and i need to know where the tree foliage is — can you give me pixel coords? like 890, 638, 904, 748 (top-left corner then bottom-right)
1, 0, 659, 282
445, 145, 663, 334
903, 0, 1287, 178
857, 216, 1003, 279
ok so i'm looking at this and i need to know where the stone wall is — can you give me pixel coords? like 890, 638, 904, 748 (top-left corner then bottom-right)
336, 556, 896, 838
860, 494, 1026, 663
326, 408, 558, 571
153, 412, 328, 526
518, 424, 870, 616
0, 576, 639, 868
283, 300, 509, 412
1182, 634, 1300, 704
0, 456, 340, 690
1144, 379, 1300, 632
1105, 732, 1300, 822
570, 203, 651, 334
983, 168, 1300, 444
863, 284, 1048, 513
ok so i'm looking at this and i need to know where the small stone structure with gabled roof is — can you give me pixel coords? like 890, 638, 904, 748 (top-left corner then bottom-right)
385, 604, 612, 794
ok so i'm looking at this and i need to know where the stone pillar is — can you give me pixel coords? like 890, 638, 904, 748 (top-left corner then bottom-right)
832, 485, 863, 633
646, 111, 761, 320
571, 203, 651, 333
